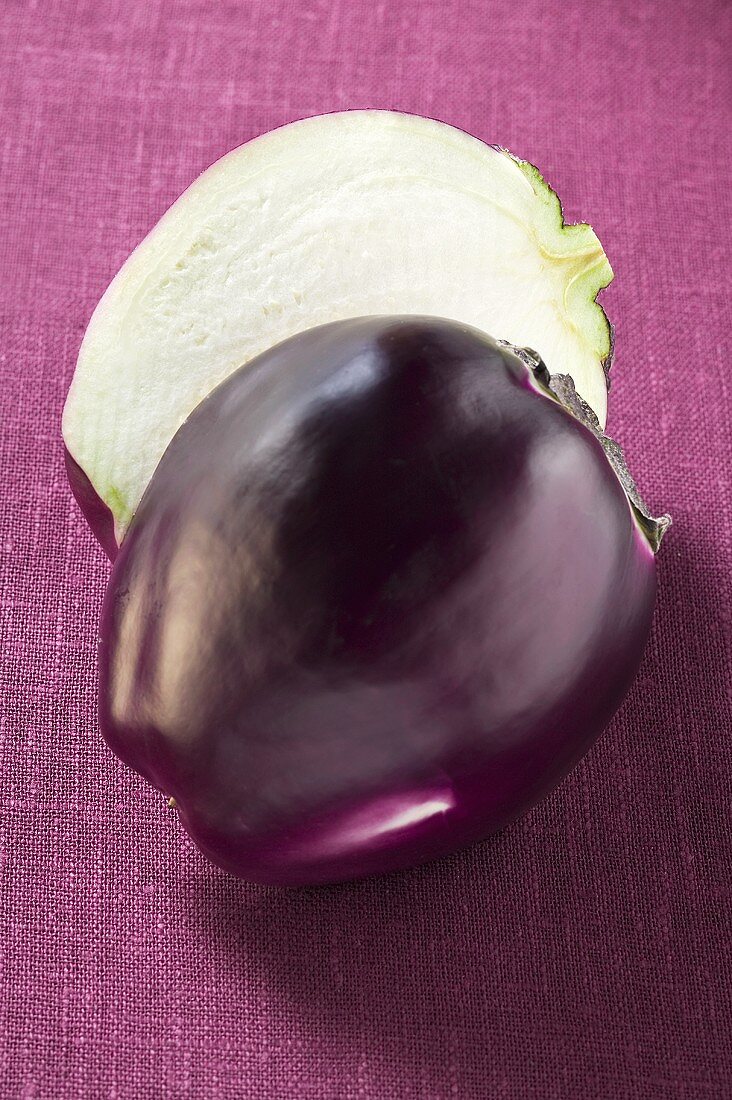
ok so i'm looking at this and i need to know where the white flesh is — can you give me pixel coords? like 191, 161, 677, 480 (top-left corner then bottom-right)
63, 110, 613, 543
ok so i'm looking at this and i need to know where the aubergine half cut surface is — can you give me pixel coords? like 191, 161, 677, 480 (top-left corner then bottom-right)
100, 317, 669, 886
62, 110, 615, 556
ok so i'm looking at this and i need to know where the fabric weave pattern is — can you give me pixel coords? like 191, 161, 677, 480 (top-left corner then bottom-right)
1, 1, 730, 1096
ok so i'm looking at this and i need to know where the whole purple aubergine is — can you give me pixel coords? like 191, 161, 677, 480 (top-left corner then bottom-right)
99, 317, 669, 885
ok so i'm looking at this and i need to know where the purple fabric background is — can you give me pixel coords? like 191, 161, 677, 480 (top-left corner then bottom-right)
1, 1, 730, 1096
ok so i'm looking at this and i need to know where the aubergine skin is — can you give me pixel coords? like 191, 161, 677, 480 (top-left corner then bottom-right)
100, 317, 656, 886
64, 449, 118, 560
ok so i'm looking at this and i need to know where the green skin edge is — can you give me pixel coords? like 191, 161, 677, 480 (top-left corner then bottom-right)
507, 151, 615, 380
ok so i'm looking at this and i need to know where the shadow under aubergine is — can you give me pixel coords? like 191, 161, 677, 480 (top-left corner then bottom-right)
185, 526, 730, 1094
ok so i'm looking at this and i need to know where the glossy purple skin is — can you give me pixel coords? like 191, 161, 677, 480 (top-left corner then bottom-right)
99, 317, 657, 886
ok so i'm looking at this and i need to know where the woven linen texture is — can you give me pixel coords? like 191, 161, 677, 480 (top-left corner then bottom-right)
1, 1, 730, 1096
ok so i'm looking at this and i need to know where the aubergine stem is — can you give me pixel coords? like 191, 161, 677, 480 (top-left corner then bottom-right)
505, 342, 671, 554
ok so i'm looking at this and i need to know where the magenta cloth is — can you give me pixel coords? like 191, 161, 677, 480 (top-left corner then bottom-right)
1, 1, 730, 1096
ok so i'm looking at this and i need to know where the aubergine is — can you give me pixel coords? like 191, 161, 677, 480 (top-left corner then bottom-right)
99, 317, 668, 885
